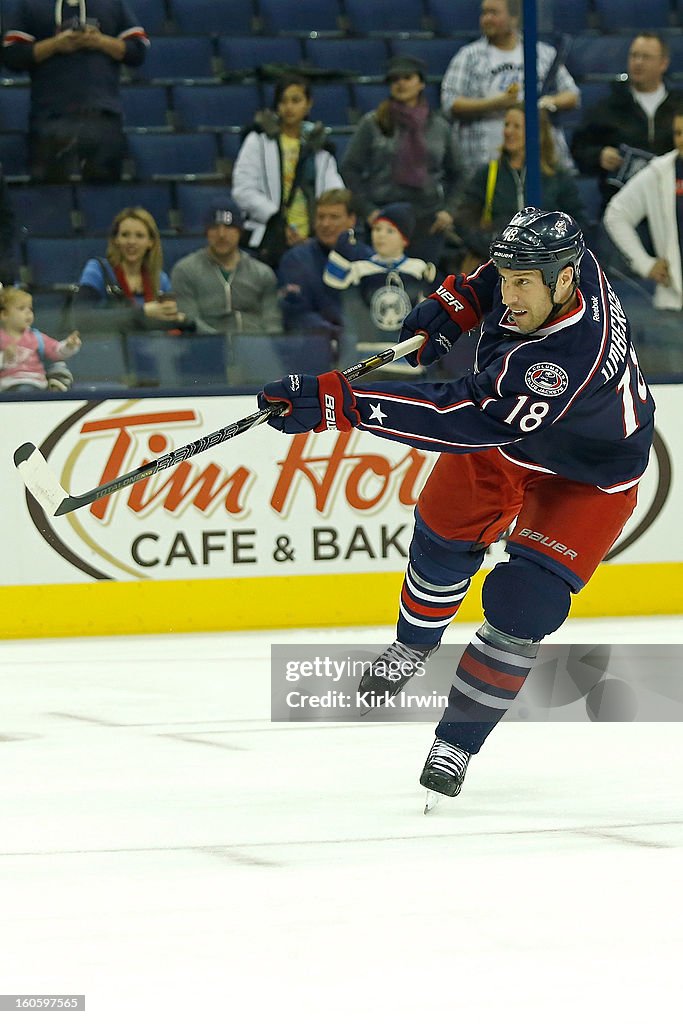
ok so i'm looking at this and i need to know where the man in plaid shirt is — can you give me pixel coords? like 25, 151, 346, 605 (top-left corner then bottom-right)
441, 0, 579, 171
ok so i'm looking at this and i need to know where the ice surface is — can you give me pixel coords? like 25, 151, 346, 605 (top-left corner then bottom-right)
1, 617, 682, 1022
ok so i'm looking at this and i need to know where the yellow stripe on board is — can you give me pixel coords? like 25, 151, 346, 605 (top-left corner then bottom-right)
1, 563, 681, 640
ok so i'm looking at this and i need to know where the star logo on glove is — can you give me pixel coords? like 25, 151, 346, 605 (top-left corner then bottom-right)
368, 402, 388, 425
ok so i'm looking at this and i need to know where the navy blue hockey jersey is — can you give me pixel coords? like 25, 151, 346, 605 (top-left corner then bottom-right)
352, 250, 655, 492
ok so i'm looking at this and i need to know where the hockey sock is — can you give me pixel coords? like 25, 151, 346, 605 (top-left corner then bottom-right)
436, 621, 538, 753
398, 562, 471, 648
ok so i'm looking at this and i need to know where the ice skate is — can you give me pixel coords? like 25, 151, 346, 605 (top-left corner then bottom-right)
419, 737, 470, 809
357, 640, 439, 715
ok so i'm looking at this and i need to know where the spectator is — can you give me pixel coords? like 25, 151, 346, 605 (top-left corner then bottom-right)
342, 55, 462, 265
76, 206, 185, 328
232, 73, 344, 268
0, 286, 80, 393
277, 188, 356, 340
0, 165, 18, 286
571, 33, 683, 210
171, 201, 283, 336
441, 0, 579, 171
323, 202, 437, 368
454, 104, 585, 272
2, 0, 148, 182
602, 108, 683, 374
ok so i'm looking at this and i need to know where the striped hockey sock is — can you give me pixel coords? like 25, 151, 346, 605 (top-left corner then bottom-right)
436, 622, 538, 753
398, 563, 471, 648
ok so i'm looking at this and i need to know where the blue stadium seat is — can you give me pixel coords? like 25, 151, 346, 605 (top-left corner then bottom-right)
390, 37, 465, 77
127, 132, 220, 180
258, 0, 343, 35
593, 0, 673, 30
26, 237, 104, 288
172, 83, 262, 131
217, 36, 304, 75
137, 36, 215, 82
134, 0, 170, 34
427, 0, 481, 36
174, 334, 229, 385
0, 86, 30, 132
352, 83, 392, 116
303, 38, 389, 75
344, 0, 428, 35
548, 0, 593, 33
67, 334, 130, 389
229, 333, 334, 387
10, 185, 75, 236
219, 131, 243, 166
170, 0, 255, 35
308, 84, 353, 128
76, 183, 175, 234
162, 234, 205, 269
566, 35, 631, 78
121, 85, 170, 129
176, 183, 238, 232
0, 133, 30, 179
325, 130, 353, 164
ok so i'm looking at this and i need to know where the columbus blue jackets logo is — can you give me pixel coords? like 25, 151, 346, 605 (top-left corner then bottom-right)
525, 362, 569, 396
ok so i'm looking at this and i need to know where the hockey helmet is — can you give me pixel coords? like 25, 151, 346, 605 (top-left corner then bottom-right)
489, 207, 585, 292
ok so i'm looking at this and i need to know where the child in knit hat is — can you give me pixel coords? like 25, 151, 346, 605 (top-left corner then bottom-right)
323, 202, 436, 370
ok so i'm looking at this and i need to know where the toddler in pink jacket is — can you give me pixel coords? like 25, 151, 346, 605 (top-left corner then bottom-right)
0, 287, 81, 393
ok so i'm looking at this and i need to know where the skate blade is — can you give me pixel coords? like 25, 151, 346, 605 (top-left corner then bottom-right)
423, 791, 443, 814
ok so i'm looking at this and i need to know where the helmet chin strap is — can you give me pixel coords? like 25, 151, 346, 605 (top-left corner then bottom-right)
539, 273, 577, 330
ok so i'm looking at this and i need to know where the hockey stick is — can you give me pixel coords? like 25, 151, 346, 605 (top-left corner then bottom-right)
14, 334, 425, 517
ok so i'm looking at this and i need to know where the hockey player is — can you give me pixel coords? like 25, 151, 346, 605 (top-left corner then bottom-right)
258, 208, 655, 808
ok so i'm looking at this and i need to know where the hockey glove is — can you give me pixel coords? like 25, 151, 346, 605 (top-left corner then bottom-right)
46, 361, 74, 392
258, 371, 361, 434
400, 275, 482, 366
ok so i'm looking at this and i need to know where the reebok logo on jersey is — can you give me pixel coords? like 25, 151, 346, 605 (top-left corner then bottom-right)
591, 296, 600, 321
519, 529, 578, 559
435, 286, 464, 312
324, 392, 337, 430
289, 374, 300, 391
525, 362, 568, 397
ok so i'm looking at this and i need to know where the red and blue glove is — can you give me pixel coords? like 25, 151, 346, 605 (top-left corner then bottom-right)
400, 275, 482, 366
258, 370, 361, 434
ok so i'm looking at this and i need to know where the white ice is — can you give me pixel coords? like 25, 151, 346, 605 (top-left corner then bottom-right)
1, 617, 682, 1023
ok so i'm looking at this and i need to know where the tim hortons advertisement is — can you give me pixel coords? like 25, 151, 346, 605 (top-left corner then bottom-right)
0, 388, 680, 585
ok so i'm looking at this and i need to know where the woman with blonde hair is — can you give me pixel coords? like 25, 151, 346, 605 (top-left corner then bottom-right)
77, 206, 183, 324
454, 103, 585, 272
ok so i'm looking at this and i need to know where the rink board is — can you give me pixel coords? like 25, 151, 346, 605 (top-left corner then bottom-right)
0, 388, 681, 638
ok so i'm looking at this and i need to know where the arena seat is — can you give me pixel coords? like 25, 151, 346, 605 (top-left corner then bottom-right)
76, 183, 175, 234
344, 0, 429, 35
217, 36, 304, 75
229, 333, 334, 387
0, 132, 30, 180
257, 0, 343, 35
172, 83, 263, 131
302, 38, 389, 76
9, 185, 75, 236
170, 0, 255, 35
126, 132, 221, 180
426, 0, 482, 36
136, 36, 216, 82
121, 86, 170, 129
25, 236, 103, 288
133, 0, 170, 34
0, 86, 30, 133
389, 37, 466, 76
307, 84, 353, 129
593, 0, 674, 30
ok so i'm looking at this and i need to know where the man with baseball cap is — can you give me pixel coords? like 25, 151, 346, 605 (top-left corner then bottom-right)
171, 198, 282, 336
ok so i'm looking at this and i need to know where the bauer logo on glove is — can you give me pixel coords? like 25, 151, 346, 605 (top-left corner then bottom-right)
258, 371, 361, 434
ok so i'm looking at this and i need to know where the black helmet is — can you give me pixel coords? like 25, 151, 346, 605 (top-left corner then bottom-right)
489, 207, 585, 292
